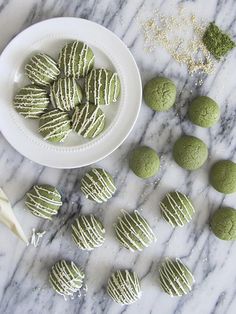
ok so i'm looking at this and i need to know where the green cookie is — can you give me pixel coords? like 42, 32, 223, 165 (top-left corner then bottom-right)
173, 135, 208, 170
143, 77, 176, 112
210, 207, 236, 240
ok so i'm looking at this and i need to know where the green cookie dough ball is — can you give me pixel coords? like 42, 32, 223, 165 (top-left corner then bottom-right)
39, 109, 71, 143
210, 207, 236, 240
50, 77, 83, 111
58, 41, 95, 78
114, 210, 156, 251
81, 168, 116, 203
25, 53, 60, 86
173, 135, 208, 170
25, 184, 62, 220
85, 68, 121, 105
129, 146, 160, 179
188, 96, 220, 128
160, 191, 195, 227
71, 214, 105, 250
143, 77, 176, 112
159, 258, 195, 297
13, 85, 49, 119
72, 104, 105, 139
49, 260, 85, 298
107, 270, 141, 304
209, 160, 236, 194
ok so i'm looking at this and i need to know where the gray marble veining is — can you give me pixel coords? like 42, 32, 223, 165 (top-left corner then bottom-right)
0, 0, 236, 313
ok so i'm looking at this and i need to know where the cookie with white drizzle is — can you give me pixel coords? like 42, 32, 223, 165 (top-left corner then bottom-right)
81, 168, 116, 203
50, 77, 83, 111
39, 109, 71, 142
85, 68, 121, 105
13, 85, 49, 119
58, 41, 95, 79
114, 210, 156, 252
25, 53, 60, 86
159, 258, 195, 297
160, 191, 195, 227
72, 104, 105, 139
25, 185, 62, 220
107, 270, 141, 304
71, 214, 105, 250
49, 260, 85, 298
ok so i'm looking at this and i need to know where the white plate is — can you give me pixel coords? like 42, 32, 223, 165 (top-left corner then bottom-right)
0, 18, 142, 168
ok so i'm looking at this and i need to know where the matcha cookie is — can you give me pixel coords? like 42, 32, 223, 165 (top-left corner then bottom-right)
49, 260, 85, 298
114, 210, 156, 251
160, 191, 195, 227
209, 160, 236, 194
50, 77, 83, 111
81, 168, 116, 203
107, 270, 141, 304
25, 185, 62, 220
39, 109, 71, 143
85, 68, 121, 105
129, 146, 160, 179
72, 104, 105, 139
210, 207, 236, 240
71, 214, 105, 250
25, 53, 60, 86
13, 85, 49, 119
58, 41, 95, 78
188, 96, 220, 128
144, 77, 176, 112
159, 258, 195, 297
173, 135, 208, 170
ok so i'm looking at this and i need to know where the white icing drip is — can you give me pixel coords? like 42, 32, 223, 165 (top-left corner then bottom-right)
30, 228, 46, 247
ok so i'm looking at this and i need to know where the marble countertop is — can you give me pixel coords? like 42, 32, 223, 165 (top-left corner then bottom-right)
0, 0, 236, 313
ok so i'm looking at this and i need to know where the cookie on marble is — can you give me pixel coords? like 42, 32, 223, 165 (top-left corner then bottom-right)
72, 104, 105, 139
107, 270, 141, 304
210, 207, 236, 240
159, 258, 195, 297
114, 210, 156, 251
25, 184, 62, 220
129, 146, 160, 179
209, 160, 236, 194
49, 260, 85, 298
71, 214, 105, 250
25, 53, 60, 86
85, 68, 121, 105
13, 85, 49, 119
143, 76, 176, 112
173, 135, 208, 170
188, 96, 220, 128
39, 109, 71, 143
50, 77, 83, 111
58, 41, 95, 78
81, 168, 116, 203
160, 191, 195, 227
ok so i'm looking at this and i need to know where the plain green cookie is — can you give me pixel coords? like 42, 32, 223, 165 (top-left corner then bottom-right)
210, 207, 236, 240
209, 160, 236, 194
188, 96, 220, 128
143, 77, 176, 112
173, 135, 208, 170
129, 146, 160, 178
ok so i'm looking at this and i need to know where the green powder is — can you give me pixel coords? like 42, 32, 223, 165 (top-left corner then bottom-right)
203, 22, 235, 60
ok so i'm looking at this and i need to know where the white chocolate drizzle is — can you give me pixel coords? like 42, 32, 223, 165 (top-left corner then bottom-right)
81, 168, 116, 203
71, 215, 105, 250
25, 53, 60, 86
30, 228, 46, 247
114, 210, 156, 252
159, 258, 195, 297
107, 270, 141, 304
160, 192, 195, 227
72, 104, 105, 138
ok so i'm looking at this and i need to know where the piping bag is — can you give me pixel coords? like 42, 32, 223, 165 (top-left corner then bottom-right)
0, 187, 28, 245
